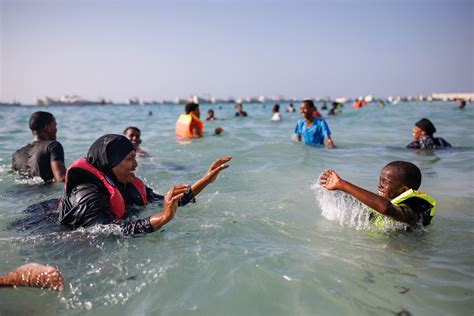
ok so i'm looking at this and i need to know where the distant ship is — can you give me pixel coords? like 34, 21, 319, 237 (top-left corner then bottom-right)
0, 100, 21, 106
37, 95, 109, 106
128, 97, 141, 105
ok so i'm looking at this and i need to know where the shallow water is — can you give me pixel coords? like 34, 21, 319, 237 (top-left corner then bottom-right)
0, 102, 473, 315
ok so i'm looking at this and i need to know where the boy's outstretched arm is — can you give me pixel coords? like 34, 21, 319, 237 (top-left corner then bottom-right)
319, 170, 415, 225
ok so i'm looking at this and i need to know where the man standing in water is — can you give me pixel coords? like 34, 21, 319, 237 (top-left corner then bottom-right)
12, 111, 66, 182
294, 100, 335, 148
176, 102, 204, 138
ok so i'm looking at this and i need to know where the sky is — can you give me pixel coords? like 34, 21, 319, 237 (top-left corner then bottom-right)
1, 0, 473, 103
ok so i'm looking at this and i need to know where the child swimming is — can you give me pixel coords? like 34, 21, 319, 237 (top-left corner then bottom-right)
319, 161, 436, 228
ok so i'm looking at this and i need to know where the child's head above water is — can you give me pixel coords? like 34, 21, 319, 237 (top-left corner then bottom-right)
377, 161, 421, 199
123, 126, 142, 150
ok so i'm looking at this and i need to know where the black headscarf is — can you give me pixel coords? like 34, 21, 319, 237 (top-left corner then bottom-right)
87, 134, 134, 178
415, 118, 436, 136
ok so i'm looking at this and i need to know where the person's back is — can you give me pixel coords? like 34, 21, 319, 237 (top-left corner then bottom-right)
11, 111, 66, 182
12, 140, 64, 181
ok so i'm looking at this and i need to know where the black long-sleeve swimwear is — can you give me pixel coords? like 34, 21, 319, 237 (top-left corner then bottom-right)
407, 135, 452, 149
57, 170, 195, 236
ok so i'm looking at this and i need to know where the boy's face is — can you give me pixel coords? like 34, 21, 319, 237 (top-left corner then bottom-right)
124, 129, 141, 149
299, 103, 313, 120
377, 166, 407, 199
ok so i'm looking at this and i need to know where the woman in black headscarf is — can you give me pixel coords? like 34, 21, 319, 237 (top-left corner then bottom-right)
57, 134, 231, 235
406, 118, 452, 149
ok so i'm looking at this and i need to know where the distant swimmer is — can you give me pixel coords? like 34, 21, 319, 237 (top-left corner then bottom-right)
0, 263, 64, 291
57, 134, 231, 235
458, 99, 467, 110
176, 102, 204, 138
294, 100, 335, 148
327, 102, 341, 116
321, 101, 328, 110
406, 118, 452, 149
235, 103, 248, 117
319, 161, 436, 229
206, 109, 217, 121
12, 111, 66, 182
286, 103, 295, 113
271, 104, 282, 121
123, 126, 148, 157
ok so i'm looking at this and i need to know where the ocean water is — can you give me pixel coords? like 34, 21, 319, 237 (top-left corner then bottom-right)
0, 102, 473, 315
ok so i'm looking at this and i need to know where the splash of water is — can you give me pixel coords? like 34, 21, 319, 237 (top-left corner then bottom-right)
311, 182, 408, 231
311, 182, 371, 230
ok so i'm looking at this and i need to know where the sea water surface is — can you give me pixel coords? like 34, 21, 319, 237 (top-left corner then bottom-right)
0, 102, 473, 315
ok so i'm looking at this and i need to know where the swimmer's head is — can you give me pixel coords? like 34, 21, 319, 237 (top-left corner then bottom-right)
273, 104, 280, 113
413, 118, 436, 139
377, 161, 421, 199
214, 127, 223, 135
185, 102, 200, 118
123, 126, 142, 149
29, 111, 57, 140
300, 99, 315, 120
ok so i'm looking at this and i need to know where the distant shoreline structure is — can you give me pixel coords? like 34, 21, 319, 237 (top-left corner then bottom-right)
1, 92, 472, 107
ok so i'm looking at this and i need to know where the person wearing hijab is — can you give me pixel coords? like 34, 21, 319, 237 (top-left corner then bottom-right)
406, 118, 452, 149
57, 134, 231, 235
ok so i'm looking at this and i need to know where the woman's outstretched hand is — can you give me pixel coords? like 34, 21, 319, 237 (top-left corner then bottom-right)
319, 169, 343, 190
150, 185, 186, 230
206, 156, 232, 183
162, 185, 187, 222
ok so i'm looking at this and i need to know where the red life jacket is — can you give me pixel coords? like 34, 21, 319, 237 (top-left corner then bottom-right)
64, 158, 148, 219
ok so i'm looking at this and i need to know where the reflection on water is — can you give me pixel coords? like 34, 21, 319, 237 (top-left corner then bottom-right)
0, 102, 473, 315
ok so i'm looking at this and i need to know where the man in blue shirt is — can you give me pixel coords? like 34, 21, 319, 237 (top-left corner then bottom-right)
294, 100, 335, 148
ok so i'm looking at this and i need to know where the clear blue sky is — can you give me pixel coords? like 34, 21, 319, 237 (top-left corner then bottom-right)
1, 0, 473, 103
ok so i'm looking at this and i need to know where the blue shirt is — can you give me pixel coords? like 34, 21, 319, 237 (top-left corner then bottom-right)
294, 118, 331, 146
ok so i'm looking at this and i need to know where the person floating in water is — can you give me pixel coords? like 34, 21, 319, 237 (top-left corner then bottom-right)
319, 161, 436, 228
271, 104, 282, 121
12, 111, 66, 182
57, 134, 232, 235
176, 102, 204, 138
123, 126, 148, 157
294, 100, 335, 148
235, 103, 248, 117
457, 99, 467, 110
0, 263, 64, 291
406, 118, 452, 149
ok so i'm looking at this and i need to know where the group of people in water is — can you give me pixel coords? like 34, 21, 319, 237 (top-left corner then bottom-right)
1, 99, 455, 292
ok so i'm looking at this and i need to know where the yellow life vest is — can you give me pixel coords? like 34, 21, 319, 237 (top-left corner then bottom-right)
370, 189, 436, 228
175, 113, 203, 138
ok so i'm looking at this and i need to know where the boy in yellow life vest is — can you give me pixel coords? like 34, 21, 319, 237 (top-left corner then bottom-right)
176, 102, 204, 138
319, 161, 436, 228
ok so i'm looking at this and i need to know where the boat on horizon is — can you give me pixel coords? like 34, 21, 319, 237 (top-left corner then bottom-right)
37, 95, 110, 106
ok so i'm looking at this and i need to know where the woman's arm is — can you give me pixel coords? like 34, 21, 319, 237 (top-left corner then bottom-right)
190, 156, 232, 197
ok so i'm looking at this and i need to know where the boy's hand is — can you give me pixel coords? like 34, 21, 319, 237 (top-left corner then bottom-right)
319, 169, 343, 190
